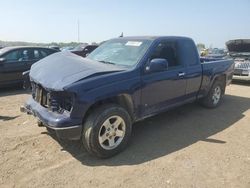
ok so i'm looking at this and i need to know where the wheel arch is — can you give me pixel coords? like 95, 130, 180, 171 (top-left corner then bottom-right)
83, 94, 135, 123
212, 74, 226, 94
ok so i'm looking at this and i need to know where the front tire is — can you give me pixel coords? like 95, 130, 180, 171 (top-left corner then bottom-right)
82, 104, 132, 158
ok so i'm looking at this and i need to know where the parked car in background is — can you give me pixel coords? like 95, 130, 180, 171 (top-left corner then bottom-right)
61, 46, 75, 51
49, 46, 60, 51
226, 39, 250, 81
200, 48, 208, 57
22, 36, 234, 158
206, 48, 227, 59
0, 46, 59, 87
71, 44, 98, 57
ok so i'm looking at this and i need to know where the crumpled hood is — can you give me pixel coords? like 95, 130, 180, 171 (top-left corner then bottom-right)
30, 51, 125, 90
226, 39, 250, 53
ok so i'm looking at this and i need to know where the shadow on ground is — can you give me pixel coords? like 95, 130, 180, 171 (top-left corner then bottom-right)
0, 115, 20, 121
44, 94, 250, 166
0, 86, 30, 97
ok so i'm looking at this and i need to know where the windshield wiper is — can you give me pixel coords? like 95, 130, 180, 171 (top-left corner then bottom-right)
99, 60, 116, 65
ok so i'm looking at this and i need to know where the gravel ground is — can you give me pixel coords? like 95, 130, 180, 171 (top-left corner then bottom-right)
0, 83, 250, 188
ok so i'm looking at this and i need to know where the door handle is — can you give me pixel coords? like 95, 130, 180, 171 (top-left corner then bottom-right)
178, 72, 185, 77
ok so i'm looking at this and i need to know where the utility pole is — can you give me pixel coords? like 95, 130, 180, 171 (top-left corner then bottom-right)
77, 19, 80, 43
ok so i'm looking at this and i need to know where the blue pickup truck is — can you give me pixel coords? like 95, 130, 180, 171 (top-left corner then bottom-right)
22, 36, 234, 158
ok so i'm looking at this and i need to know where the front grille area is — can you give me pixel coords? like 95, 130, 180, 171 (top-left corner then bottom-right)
234, 60, 250, 69
31, 82, 73, 113
31, 82, 50, 108
234, 69, 249, 76
234, 59, 250, 77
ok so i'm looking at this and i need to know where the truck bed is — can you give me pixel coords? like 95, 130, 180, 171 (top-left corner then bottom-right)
199, 58, 234, 97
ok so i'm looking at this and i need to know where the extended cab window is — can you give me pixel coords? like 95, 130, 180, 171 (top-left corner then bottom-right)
150, 41, 180, 68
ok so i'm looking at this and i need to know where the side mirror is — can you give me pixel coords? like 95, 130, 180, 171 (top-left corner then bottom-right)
146, 58, 168, 73
0, 57, 6, 63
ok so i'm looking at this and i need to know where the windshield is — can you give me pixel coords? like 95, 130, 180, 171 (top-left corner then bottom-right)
87, 38, 153, 67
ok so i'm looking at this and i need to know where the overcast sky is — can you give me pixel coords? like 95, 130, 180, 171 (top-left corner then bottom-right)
1, 0, 250, 48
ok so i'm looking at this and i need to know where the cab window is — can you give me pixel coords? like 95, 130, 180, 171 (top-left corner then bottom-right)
150, 40, 180, 68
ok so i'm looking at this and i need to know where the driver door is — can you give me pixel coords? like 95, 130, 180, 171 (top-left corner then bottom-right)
140, 39, 187, 116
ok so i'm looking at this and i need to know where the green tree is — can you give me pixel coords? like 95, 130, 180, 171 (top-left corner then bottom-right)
197, 43, 206, 50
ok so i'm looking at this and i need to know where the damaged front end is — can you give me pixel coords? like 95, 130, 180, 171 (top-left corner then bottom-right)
30, 82, 74, 113
21, 82, 82, 140
20, 52, 126, 140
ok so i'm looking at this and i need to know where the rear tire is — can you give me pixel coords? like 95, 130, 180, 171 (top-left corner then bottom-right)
201, 80, 225, 108
82, 104, 132, 158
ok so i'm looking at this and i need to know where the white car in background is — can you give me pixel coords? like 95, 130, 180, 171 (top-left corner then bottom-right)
227, 39, 250, 81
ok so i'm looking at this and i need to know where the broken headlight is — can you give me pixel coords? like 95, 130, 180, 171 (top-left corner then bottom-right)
49, 91, 74, 113
31, 82, 74, 113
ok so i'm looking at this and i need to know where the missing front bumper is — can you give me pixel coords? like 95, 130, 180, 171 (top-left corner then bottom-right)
20, 97, 82, 140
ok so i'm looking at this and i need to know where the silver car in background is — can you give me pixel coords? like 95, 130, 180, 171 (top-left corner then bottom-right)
226, 39, 250, 81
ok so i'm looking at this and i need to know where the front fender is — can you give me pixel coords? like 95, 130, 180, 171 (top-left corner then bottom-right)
70, 75, 141, 121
